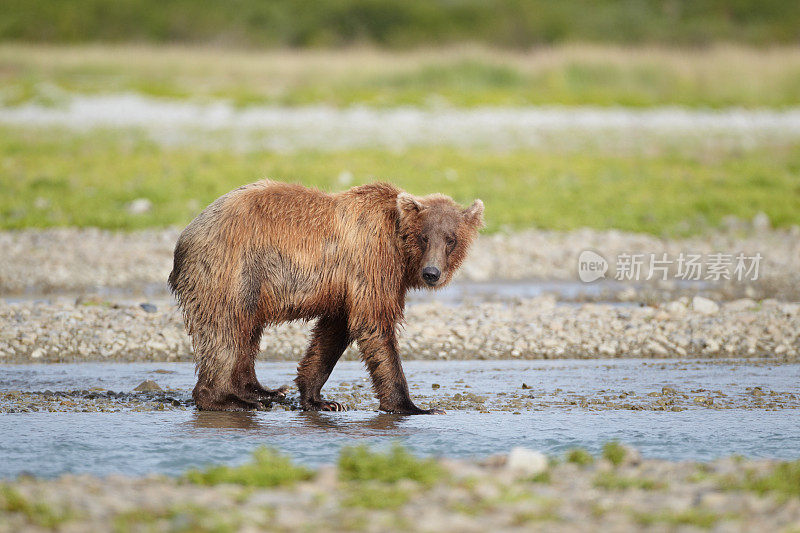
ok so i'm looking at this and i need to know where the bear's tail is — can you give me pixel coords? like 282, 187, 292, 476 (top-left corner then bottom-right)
168, 237, 189, 297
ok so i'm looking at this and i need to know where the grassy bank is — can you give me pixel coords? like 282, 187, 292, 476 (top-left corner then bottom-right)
2, 445, 799, 531
1, 127, 799, 234
1, 0, 798, 48
2, 44, 800, 108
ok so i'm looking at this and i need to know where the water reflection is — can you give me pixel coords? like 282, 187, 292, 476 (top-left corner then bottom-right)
185, 410, 411, 436
189, 411, 264, 430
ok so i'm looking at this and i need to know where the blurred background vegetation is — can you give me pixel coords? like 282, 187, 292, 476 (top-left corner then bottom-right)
1, 0, 798, 47
1, 0, 799, 234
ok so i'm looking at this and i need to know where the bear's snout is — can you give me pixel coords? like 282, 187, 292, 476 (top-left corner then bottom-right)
422, 266, 441, 286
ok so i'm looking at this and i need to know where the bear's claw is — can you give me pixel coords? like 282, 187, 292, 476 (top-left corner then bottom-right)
302, 399, 347, 412
248, 384, 288, 401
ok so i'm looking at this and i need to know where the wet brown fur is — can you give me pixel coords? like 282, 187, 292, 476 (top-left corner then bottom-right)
169, 180, 484, 414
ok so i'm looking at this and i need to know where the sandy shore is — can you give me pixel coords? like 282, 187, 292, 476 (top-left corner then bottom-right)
1, 447, 798, 532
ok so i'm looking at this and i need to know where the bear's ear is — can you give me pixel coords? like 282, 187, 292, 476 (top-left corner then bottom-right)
463, 199, 485, 228
397, 192, 424, 215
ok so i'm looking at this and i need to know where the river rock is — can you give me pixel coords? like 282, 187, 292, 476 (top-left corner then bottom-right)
692, 296, 719, 315
505, 447, 547, 476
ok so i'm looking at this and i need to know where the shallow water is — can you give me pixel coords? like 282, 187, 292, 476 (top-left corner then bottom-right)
3, 278, 703, 307
1, 360, 798, 478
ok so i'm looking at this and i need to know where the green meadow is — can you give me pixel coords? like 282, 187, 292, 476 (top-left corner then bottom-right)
2, 45, 799, 236
2, 126, 798, 235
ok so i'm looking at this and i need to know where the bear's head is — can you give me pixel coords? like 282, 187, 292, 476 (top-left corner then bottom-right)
396, 192, 484, 289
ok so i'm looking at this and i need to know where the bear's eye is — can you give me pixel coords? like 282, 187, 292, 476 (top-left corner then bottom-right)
421, 235, 428, 244
446, 237, 456, 247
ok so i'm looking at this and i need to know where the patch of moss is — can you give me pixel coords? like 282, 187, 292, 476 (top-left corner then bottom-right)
0, 485, 73, 528
593, 471, 666, 491
113, 505, 240, 533
720, 459, 800, 499
565, 448, 594, 466
511, 508, 560, 524
338, 444, 444, 486
342, 483, 411, 510
631, 508, 723, 529
602, 441, 626, 466
529, 471, 551, 483
184, 447, 312, 488
687, 464, 713, 483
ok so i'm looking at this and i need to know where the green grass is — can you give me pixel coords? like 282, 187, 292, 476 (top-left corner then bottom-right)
3, 45, 800, 109
338, 444, 444, 485
337, 444, 445, 510
184, 447, 312, 488
2, 127, 800, 235
565, 448, 595, 466
602, 441, 627, 466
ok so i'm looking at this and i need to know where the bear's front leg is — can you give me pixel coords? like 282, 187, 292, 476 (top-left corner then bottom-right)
356, 326, 444, 415
296, 314, 351, 412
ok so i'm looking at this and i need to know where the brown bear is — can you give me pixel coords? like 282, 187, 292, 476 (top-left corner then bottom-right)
168, 180, 484, 414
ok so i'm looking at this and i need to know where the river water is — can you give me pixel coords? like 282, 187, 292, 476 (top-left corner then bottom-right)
1, 359, 798, 479
3, 95, 800, 152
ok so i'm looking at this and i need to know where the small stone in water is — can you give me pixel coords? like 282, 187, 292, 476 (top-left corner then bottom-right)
134, 380, 162, 393
432, 383, 440, 389
139, 303, 157, 313
521, 383, 531, 389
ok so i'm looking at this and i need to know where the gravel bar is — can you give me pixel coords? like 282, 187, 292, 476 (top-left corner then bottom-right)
2, 296, 798, 363
1, 225, 798, 300
1, 449, 798, 532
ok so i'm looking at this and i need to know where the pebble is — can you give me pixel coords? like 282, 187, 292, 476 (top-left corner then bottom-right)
693, 296, 720, 315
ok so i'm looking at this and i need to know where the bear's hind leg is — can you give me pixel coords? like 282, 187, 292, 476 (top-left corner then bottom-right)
239, 324, 287, 403
191, 327, 266, 411
193, 382, 264, 411
296, 314, 350, 411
